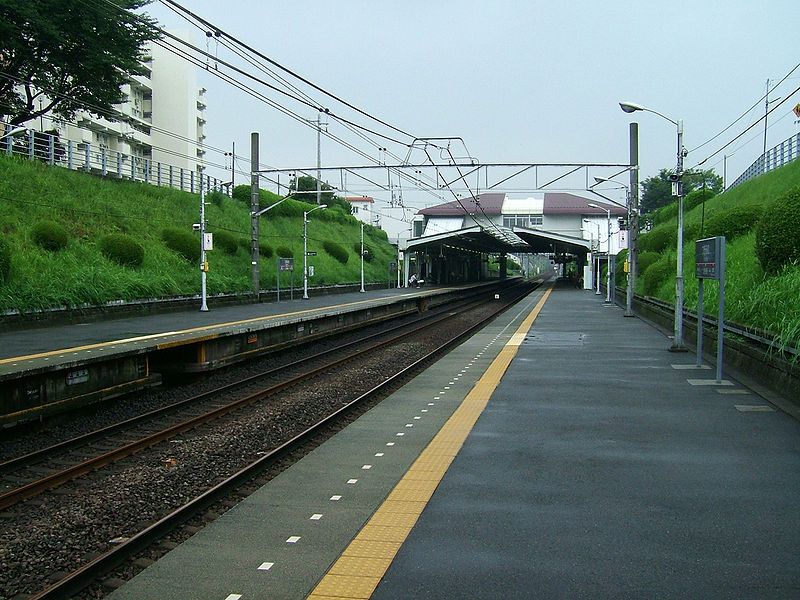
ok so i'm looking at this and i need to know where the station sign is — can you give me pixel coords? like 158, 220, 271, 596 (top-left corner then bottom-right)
695, 236, 724, 280
279, 258, 294, 272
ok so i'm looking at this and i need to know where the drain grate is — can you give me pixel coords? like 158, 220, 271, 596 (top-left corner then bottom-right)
525, 332, 585, 347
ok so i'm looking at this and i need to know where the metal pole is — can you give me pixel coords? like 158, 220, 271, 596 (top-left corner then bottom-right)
626, 122, 639, 317
696, 278, 704, 367
716, 239, 726, 383
316, 112, 321, 205
604, 208, 611, 303
671, 120, 687, 351
360, 222, 366, 293
199, 165, 208, 312
250, 132, 260, 296
303, 211, 309, 299
231, 141, 235, 195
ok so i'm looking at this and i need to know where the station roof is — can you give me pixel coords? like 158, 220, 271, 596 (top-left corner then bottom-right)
406, 224, 590, 256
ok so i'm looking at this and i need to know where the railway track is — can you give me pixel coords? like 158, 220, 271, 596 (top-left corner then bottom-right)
0, 280, 539, 599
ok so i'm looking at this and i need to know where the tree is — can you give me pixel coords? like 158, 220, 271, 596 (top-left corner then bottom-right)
289, 175, 336, 205
640, 167, 723, 215
0, 0, 161, 127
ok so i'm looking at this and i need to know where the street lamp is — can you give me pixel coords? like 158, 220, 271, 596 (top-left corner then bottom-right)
303, 204, 327, 299
620, 101, 687, 351
360, 221, 366, 293
593, 176, 635, 316
582, 218, 601, 295
587, 203, 612, 303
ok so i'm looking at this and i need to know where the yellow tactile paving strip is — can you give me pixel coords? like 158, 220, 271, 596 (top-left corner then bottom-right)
307, 285, 553, 599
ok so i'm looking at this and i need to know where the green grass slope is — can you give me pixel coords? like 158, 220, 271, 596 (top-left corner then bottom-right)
636, 159, 800, 347
0, 156, 398, 312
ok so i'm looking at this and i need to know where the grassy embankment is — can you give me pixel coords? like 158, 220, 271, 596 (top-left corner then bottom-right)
0, 156, 398, 312
631, 159, 800, 348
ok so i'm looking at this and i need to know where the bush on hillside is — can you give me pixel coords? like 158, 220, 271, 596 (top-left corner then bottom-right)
0, 237, 11, 283
31, 220, 68, 251
703, 205, 762, 241
755, 186, 800, 274
641, 257, 675, 296
276, 245, 293, 258
212, 230, 239, 255
638, 224, 675, 253
259, 242, 273, 258
323, 240, 349, 264
206, 189, 227, 208
637, 251, 662, 275
651, 202, 678, 227
684, 187, 716, 212
614, 249, 628, 286
99, 234, 145, 268
162, 228, 200, 263
232, 185, 283, 208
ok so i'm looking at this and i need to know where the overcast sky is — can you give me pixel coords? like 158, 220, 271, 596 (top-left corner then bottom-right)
144, 0, 799, 234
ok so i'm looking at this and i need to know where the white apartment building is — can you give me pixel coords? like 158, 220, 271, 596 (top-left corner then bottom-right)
36, 31, 206, 178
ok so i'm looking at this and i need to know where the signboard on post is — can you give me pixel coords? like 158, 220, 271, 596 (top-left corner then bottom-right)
279, 258, 294, 272
694, 236, 726, 382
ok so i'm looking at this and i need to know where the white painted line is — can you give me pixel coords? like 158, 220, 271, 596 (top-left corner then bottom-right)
375, 452, 384, 457
396, 432, 405, 436
717, 389, 751, 395
414, 416, 421, 420
347, 479, 358, 484
448, 381, 454, 385
386, 442, 395, 446
362, 464, 372, 469
434, 396, 440, 400
672, 364, 711, 370
257, 562, 275, 571
405, 423, 413, 428
428, 402, 435, 406
735, 405, 775, 412
225, 595, 243, 600
286, 536, 301, 543
444, 386, 451, 390
421, 409, 428, 413
687, 379, 734, 386
310, 514, 323, 520
330, 495, 342, 501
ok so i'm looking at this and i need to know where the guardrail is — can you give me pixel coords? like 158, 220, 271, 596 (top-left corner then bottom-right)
2, 128, 224, 194
728, 132, 800, 189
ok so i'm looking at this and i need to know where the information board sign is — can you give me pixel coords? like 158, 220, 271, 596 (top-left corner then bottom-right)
279, 258, 294, 272
695, 236, 724, 280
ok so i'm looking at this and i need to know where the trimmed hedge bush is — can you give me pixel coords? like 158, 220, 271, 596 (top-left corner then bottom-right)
755, 186, 800, 274
0, 237, 10, 283
641, 257, 675, 296
323, 240, 349, 264
213, 230, 239, 255
684, 188, 716, 212
276, 245, 293, 258
638, 224, 675, 253
703, 205, 762, 241
637, 251, 662, 275
162, 228, 200, 263
259, 242, 273, 259
206, 189, 227, 208
31, 220, 68, 251
99, 233, 145, 268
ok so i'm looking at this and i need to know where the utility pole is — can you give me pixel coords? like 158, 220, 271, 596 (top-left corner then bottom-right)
250, 132, 260, 296
625, 122, 639, 318
199, 164, 208, 312
316, 111, 322, 205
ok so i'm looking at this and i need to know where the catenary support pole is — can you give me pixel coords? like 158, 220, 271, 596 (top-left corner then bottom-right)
626, 122, 639, 317
250, 132, 260, 296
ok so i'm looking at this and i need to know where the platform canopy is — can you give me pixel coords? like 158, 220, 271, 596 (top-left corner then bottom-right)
405, 224, 591, 256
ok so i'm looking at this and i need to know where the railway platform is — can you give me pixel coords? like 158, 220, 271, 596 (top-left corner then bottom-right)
108, 280, 800, 599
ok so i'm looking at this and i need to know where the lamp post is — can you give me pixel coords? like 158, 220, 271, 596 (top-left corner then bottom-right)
620, 101, 687, 351
582, 219, 601, 295
593, 175, 634, 316
360, 221, 366, 293
303, 204, 327, 299
587, 203, 611, 303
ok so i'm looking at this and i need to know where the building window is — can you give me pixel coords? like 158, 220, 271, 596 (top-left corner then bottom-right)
503, 214, 542, 228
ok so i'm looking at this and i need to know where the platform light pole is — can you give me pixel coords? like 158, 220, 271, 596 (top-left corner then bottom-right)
360, 221, 366, 293
198, 164, 209, 312
620, 101, 687, 350
587, 203, 611, 303
593, 174, 635, 316
303, 204, 326, 299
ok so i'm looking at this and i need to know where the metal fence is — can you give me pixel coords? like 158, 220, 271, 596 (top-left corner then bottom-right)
728, 132, 800, 189
2, 128, 225, 194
